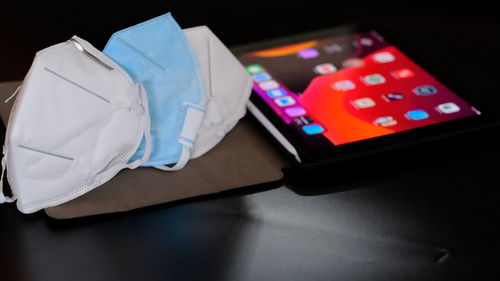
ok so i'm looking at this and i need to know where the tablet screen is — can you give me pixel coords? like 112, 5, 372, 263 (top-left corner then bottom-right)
239, 31, 481, 146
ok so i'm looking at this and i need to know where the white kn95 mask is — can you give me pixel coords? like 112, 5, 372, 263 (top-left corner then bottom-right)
183, 26, 253, 158
0, 36, 151, 214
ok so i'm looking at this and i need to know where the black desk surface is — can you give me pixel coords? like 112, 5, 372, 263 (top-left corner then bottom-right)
1, 4, 499, 281
1, 129, 499, 281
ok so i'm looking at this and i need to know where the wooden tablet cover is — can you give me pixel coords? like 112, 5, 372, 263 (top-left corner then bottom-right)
0, 81, 288, 219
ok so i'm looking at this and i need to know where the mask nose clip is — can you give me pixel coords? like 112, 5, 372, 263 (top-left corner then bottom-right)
68, 38, 114, 71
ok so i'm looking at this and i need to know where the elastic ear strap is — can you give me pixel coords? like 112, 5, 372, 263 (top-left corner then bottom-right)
153, 144, 191, 171
0, 150, 16, 204
153, 102, 204, 171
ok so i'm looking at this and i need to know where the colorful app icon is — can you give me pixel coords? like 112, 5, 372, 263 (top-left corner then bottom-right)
246, 64, 264, 75
314, 63, 337, 75
373, 52, 395, 63
436, 102, 460, 114
252, 73, 271, 82
413, 85, 438, 96
284, 106, 307, 118
293, 116, 314, 126
302, 124, 325, 135
352, 97, 376, 109
373, 116, 397, 127
342, 58, 365, 68
332, 80, 356, 91
406, 109, 429, 120
362, 74, 386, 86
391, 68, 415, 79
259, 80, 280, 91
323, 43, 342, 54
297, 48, 319, 59
360, 38, 374, 46
267, 88, 287, 98
274, 96, 296, 107
382, 92, 404, 102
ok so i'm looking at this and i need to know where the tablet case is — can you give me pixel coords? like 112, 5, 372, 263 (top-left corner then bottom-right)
0, 81, 288, 219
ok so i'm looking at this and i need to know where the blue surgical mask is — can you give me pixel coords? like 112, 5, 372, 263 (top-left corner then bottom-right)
103, 13, 205, 170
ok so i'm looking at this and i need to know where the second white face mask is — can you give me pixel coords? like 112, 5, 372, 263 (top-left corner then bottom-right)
183, 26, 253, 158
0, 36, 151, 214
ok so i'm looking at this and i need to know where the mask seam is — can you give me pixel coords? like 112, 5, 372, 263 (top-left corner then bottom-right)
120, 111, 144, 163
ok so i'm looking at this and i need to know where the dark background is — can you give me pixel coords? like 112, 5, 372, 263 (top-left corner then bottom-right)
1, 1, 499, 81
1, 2, 500, 281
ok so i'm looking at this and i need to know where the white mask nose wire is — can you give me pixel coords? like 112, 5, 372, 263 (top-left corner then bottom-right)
0, 146, 16, 204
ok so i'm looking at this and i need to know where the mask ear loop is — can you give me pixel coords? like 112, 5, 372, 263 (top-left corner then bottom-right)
153, 144, 191, 171
0, 147, 16, 204
154, 103, 205, 171
69, 38, 114, 71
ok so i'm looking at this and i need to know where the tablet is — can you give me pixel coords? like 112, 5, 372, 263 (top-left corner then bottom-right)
233, 26, 497, 166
